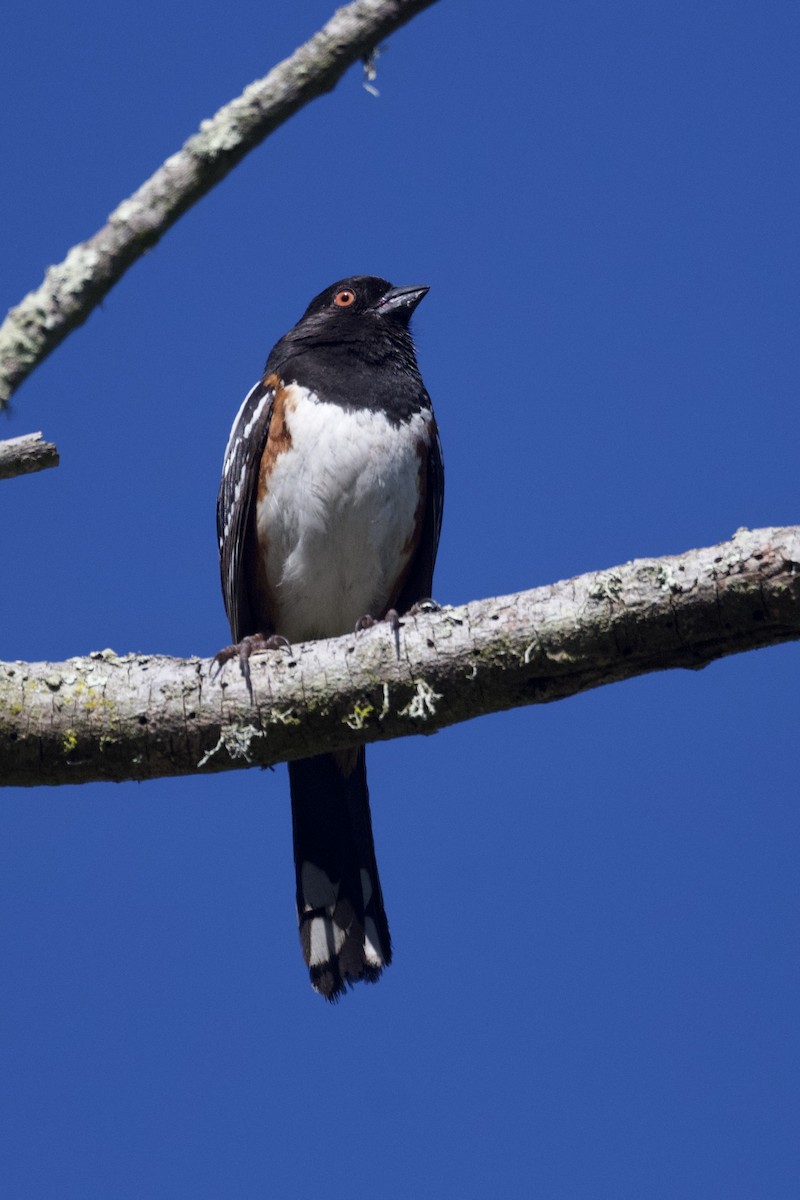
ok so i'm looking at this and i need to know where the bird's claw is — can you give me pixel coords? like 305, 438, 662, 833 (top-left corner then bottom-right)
211, 632, 291, 701
355, 609, 402, 660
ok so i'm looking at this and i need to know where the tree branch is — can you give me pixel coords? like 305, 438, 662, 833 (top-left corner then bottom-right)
0, 0, 441, 407
0, 432, 59, 480
2, 526, 798, 788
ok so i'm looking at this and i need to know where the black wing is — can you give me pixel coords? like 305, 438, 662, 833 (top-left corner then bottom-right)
216, 377, 276, 643
395, 416, 445, 614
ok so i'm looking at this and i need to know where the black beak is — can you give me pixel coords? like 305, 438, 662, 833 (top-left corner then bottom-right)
374, 284, 429, 318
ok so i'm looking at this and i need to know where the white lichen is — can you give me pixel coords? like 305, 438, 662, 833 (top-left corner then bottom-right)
398, 680, 443, 720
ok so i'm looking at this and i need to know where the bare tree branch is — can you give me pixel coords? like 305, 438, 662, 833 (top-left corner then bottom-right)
0, 0, 441, 408
0, 432, 59, 480
2, 526, 798, 789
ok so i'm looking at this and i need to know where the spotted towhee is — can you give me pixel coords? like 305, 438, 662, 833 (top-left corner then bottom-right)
216, 276, 444, 1000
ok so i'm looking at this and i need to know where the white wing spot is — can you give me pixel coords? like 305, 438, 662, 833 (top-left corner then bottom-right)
364, 917, 386, 966
243, 390, 271, 440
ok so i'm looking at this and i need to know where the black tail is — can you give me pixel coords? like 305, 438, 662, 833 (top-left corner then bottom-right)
288, 748, 391, 1001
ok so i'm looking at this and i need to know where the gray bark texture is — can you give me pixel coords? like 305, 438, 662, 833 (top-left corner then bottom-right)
0, 0, 441, 407
0, 432, 59, 480
2, 526, 798, 788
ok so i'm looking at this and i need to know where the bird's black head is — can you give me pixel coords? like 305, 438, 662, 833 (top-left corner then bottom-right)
265, 276, 431, 421
300, 276, 429, 327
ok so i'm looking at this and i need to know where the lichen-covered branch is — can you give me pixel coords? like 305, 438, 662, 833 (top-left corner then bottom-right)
0, 432, 59, 480
2, 526, 798, 788
0, 0, 441, 407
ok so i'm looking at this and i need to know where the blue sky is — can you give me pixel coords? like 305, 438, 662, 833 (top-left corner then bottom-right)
1, 2, 798, 1196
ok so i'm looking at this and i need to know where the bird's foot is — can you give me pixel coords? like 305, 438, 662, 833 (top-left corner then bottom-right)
211, 632, 291, 700
405, 598, 442, 617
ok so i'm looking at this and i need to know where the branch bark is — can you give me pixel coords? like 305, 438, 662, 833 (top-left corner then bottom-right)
0, 0, 441, 407
0, 432, 59, 480
2, 526, 798, 788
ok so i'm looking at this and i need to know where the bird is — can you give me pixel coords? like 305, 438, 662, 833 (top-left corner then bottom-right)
215, 275, 444, 1000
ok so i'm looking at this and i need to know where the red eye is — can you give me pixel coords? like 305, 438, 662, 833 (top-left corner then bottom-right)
333, 288, 356, 308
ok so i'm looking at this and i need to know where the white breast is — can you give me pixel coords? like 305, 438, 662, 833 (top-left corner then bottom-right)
257, 387, 430, 642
